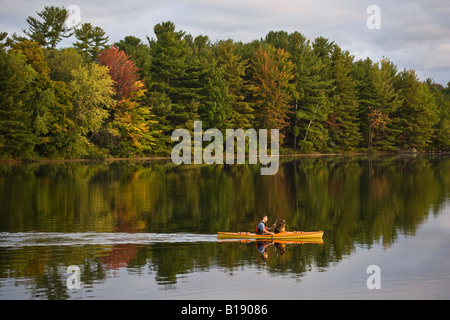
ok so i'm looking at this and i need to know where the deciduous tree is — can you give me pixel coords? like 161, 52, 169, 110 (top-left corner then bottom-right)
0, 49, 36, 158
97, 45, 140, 100
68, 63, 115, 157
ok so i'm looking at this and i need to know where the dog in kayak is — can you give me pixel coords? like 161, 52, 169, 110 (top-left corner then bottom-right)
274, 220, 286, 233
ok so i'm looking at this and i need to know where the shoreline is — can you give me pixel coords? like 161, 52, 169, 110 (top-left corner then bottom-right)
1, 150, 449, 165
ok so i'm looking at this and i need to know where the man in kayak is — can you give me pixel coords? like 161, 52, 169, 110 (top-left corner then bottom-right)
256, 215, 276, 235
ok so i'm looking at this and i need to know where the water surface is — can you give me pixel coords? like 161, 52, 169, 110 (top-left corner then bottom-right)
1, 155, 449, 299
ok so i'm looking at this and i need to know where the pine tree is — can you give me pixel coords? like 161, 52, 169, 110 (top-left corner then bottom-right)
189, 36, 231, 131
426, 79, 450, 150
326, 45, 361, 151
0, 32, 8, 50
148, 21, 200, 132
352, 57, 375, 148
16, 6, 73, 49
274, 31, 307, 150
73, 23, 109, 61
394, 69, 439, 150
249, 44, 294, 135
294, 37, 334, 152
353, 58, 402, 151
214, 40, 253, 129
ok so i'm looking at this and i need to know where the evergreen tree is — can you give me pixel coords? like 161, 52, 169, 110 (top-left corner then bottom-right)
3, 9, 450, 158
426, 79, 450, 150
0, 32, 8, 50
188, 36, 232, 131
354, 58, 402, 151
214, 40, 253, 129
73, 23, 109, 61
278, 31, 308, 150
15, 6, 73, 49
148, 21, 201, 137
394, 69, 439, 150
148, 21, 184, 127
352, 57, 375, 148
312, 36, 335, 59
295, 38, 334, 152
326, 45, 361, 151
249, 44, 294, 135
265, 31, 301, 149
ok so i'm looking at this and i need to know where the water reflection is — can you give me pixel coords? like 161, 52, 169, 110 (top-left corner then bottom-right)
218, 239, 323, 261
0, 155, 449, 299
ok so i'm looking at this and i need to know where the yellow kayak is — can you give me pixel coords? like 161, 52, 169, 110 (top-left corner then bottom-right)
217, 231, 323, 240
218, 238, 324, 245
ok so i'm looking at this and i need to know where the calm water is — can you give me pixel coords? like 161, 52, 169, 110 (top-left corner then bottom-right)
0, 155, 449, 300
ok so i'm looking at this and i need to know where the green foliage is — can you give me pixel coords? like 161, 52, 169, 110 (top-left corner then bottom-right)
0, 50, 36, 158
249, 44, 294, 133
353, 58, 403, 151
214, 40, 253, 129
326, 45, 361, 152
148, 21, 202, 131
15, 6, 73, 49
10, 40, 66, 155
68, 63, 115, 157
394, 70, 439, 150
115, 36, 152, 87
1, 9, 449, 160
73, 23, 109, 61
426, 80, 450, 150
44, 47, 84, 82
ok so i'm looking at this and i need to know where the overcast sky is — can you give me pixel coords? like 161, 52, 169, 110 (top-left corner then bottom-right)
1, 0, 449, 85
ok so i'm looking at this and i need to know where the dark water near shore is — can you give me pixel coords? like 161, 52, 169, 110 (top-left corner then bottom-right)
1, 155, 449, 299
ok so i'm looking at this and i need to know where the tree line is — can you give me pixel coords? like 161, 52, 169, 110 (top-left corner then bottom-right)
1, 6, 449, 160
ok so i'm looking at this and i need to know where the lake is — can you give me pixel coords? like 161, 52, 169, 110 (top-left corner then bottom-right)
1, 155, 449, 300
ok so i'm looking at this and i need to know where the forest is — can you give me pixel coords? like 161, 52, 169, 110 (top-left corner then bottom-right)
1, 6, 449, 160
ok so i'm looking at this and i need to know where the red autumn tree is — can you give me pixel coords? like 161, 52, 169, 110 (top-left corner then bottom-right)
97, 45, 140, 99
97, 46, 157, 155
